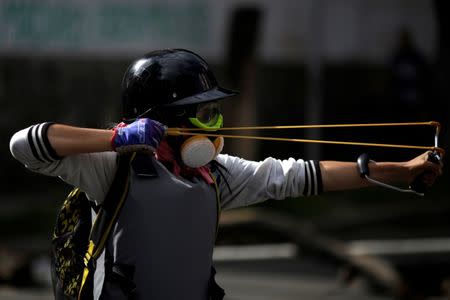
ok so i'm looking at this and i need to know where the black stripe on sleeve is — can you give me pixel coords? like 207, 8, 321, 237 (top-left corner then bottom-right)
41, 122, 62, 160
304, 161, 311, 196
312, 160, 323, 195
27, 125, 45, 163
308, 160, 318, 195
34, 124, 52, 162
308, 161, 315, 196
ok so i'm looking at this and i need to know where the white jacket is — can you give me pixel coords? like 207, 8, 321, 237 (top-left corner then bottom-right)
9, 123, 322, 210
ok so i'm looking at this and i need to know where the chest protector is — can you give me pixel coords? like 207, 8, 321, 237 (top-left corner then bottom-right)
98, 153, 222, 300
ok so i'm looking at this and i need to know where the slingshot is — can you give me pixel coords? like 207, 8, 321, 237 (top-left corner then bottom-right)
167, 121, 444, 195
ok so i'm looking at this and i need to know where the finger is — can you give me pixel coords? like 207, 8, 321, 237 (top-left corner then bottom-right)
160, 125, 168, 136
433, 166, 442, 176
428, 166, 442, 177
423, 172, 436, 181
421, 172, 436, 185
435, 148, 445, 159
423, 161, 442, 173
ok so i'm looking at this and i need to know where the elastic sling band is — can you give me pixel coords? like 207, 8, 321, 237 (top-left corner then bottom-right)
167, 121, 443, 154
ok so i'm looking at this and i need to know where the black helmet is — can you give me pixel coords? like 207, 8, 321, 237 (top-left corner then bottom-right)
121, 49, 237, 119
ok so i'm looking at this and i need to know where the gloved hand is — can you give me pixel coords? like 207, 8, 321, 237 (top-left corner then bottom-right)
111, 118, 167, 153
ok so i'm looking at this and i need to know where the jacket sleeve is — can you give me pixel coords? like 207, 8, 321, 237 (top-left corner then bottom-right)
9, 123, 117, 205
215, 154, 323, 210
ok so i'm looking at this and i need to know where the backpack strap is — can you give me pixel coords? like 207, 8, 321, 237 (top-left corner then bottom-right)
78, 153, 135, 300
208, 171, 225, 300
209, 171, 221, 241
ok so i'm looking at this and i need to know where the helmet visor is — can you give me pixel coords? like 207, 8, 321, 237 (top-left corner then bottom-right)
163, 86, 238, 107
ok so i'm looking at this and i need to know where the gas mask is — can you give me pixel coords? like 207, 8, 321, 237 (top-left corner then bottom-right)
180, 102, 224, 168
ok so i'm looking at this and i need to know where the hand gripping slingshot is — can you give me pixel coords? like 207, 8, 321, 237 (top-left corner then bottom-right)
167, 121, 444, 196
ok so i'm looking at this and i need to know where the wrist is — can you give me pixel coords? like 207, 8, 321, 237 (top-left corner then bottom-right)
111, 122, 128, 152
110, 129, 117, 151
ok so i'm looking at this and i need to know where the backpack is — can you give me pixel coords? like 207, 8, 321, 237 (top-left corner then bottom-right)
50, 153, 224, 300
51, 153, 134, 299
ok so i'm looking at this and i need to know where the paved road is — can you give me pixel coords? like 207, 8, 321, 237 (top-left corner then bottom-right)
0, 258, 391, 300
219, 271, 386, 300
0, 288, 52, 300
0, 258, 446, 300
216, 259, 391, 300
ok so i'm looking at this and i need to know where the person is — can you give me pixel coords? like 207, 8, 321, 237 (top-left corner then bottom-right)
9, 49, 442, 300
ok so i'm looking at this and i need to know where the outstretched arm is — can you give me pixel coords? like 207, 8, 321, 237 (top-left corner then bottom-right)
320, 152, 443, 192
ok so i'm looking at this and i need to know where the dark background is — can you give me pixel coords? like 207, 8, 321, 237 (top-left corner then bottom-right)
1, 0, 449, 298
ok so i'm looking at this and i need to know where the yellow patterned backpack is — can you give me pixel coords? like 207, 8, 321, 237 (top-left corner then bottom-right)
51, 154, 134, 300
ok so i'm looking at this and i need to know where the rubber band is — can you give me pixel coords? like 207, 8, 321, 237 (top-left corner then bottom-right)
166, 121, 444, 154
168, 121, 440, 132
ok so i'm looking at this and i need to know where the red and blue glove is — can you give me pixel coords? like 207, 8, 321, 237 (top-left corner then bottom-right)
111, 118, 167, 153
